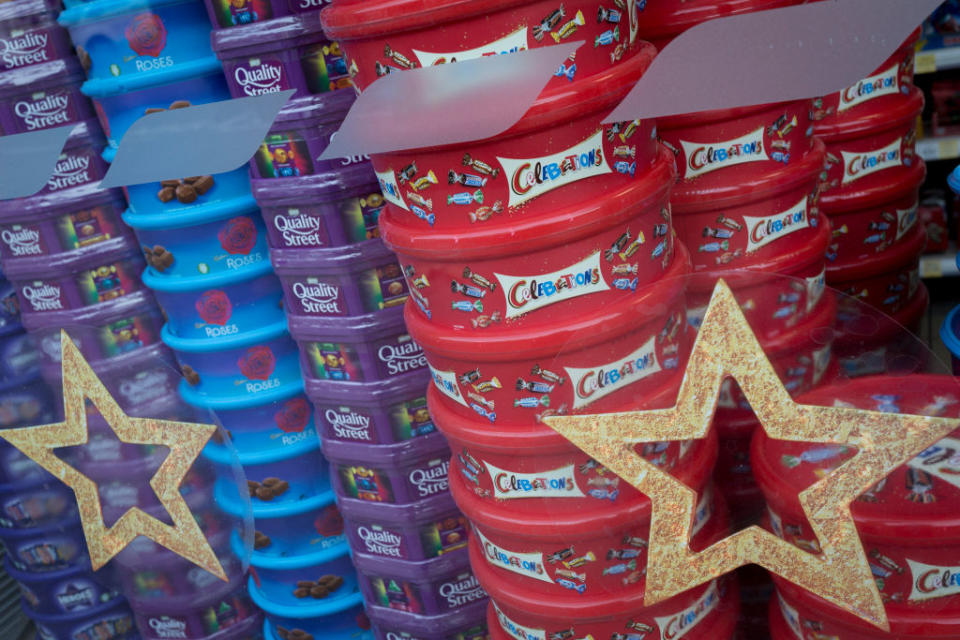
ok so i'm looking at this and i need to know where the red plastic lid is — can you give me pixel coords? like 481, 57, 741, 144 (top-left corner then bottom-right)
322, 0, 534, 39
821, 155, 926, 214
833, 281, 929, 352
751, 374, 960, 544
814, 86, 924, 143
381, 145, 675, 259
404, 239, 690, 361
635, 0, 799, 42
825, 221, 926, 284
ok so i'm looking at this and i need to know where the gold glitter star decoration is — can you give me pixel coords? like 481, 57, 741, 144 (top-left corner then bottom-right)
544, 279, 960, 631
0, 331, 226, 581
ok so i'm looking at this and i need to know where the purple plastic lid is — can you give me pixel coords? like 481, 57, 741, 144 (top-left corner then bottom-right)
19, 288, 156, 332
1, 235, 137, 280
287, 301, 407, 343
0, 0, 59, 24
211, 16, 306, 57
271, 238, 394, 276
321, 429, 449, 467
60, 118, 106, 153
251, 162, 376, 204
270, 88, 355, 127
0, 182, 124, 222
352, 545, 470, 581
128, 569, 247, 614
0, 58, 85, 98
367, 597, 487, 637
337, 488, 458, 526
305, 368, 429, 403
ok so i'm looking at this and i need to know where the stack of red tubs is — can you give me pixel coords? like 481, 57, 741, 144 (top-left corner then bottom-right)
322, 1, 744, 638
812, 29, 928, 376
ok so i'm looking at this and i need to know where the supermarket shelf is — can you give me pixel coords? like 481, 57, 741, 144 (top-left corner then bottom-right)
916, 46, 960, 74
917, 135, 960, 162
920, 251, 960, 278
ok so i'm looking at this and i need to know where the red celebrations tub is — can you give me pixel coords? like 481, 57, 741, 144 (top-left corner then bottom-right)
634, 0, 801, 50
753, 375, 960, 636
321, 0, 651, 95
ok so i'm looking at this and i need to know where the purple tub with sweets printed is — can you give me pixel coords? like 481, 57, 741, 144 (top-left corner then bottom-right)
340, 491, 467, 562
323, 430, 450, 506
132, 577, 260, 640
204, 0, 289, 28
0, 0, 74, 73
5, 554, 123, 615
308, 370, 434, 446
0, 516, 88, 573
0, 369, 57, 429
288, 306, 427, 383
354, 546, 485, 618
272, 242, 407, 320
253, 165, 383, 250
163, 320, 302, 401
0, 329, 41, 381
246, 89, 355, 179
0, 184, 131, 261
24, 290, 165, 369
0, 280, 23, 336
4, 237, 146, 314
254, 583, 371, 640
0, 476, 76, 529
124, 196, 267, 279
143, 260, 285, 341
0, 59, 95, 134
35, 120, 110, 197
368, 598, 488, 640
30, 596, 137, 640
212, 15, 350, 101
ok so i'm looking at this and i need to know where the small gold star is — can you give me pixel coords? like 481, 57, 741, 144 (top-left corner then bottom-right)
545, 280, 960, 630
0, 331, 226, 580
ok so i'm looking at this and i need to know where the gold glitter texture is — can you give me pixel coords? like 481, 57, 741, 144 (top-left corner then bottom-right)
0, 331, 226, 581
544, 280, 960, 630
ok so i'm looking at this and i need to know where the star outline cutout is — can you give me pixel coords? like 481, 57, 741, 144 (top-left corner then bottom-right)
545, 279, 960, 631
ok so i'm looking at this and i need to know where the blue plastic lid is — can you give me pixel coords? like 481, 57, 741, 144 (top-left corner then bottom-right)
215, 476, 335, 520
180, 378, 304, 410
142, 256, 273, 292
263, 618, 374, 640
231, 528, 349, 571
940, 305, 960, 361
248, 574, 364, 619
159, 317, 287, 352
80, 57, 223, 98
202, 429, 320, 467
59, 0, 197, 25
949, 165, 960, 197
123, 194, 258, 230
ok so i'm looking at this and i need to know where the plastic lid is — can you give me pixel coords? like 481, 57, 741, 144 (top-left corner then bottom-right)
251, 163, 377, 205
269, 89, 357, 128
271, 238, 393, 276
203, 428, 320, 467
336, 488, 457, 525
62, 118, 107, 152
0, 59, 85, 97
248, 575, 364, 619
287, 303, 406, 343
825, 220, 926, 283
211, 16, 305, 54
814, 86, 924, 142
352, 545, 469, 582
25, 592, 130, 624
304, 368, 430, 404
948, 164, 960, 197
183, 378, 304, 411
81, 57, 224, 98
321, 429, 449, 467
0, 182, 125, 222
231, 527, 350, 572
1, 236, 139, 280
365, 599, 488, 637
215, 476, 335, 520
122, 194, 258, 230
59, 0, 196, 24
141, 255, 274, 292
0, 0, 59, 23
160, 317, 288, 353
940, 304, 960, 363
821, 157, 925, 216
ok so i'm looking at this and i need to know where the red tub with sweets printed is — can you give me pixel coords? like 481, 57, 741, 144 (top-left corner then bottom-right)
817, 88, 923, 209
672, 138, 825, 273
753, 374, 960, 627
685, 215, 831, 343
635, 0, 801, 50
321, 0, 649, 95
381, 144, 676, 333
658, 99, 814, 204
812, 28, 919, 130
370, 47, 658, 234
405, 244, 691, 426
434, 375, 707, 513
824, 160, 924, 269
827, 222, 925, 318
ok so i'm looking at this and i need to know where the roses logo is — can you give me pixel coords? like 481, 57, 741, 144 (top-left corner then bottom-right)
195, 290, 232, 326
273, 396, 311, 433
125, 13, 167, 58
238, 345, 276, 381
218, 217, 257, 255
315, 504, 344, 537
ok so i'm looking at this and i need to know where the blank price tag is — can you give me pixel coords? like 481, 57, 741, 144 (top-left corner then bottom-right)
915, 52, 937, 74
920, 257, 942, 279
939, 138, 960, 160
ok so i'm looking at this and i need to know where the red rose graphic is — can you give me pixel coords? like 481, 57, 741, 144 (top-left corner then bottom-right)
238, 345, 276, 380
125, 13, 167, 58
314, 505, 344, 537
218, 216, 257, 255
195, 289, 232, 326
273, 397, 311, 433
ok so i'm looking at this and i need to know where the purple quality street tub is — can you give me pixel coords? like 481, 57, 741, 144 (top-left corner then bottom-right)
34, 120, 111, 197
162, 319, 302, 401
4, 236, 146, 314
0, 184, 131, 260
368, 598, 488, 640
246, 90, 356, 179
0, 476, 77, 529
0, 59, 95, 134
253, 165, 382, 250
0, 370, 57, 429
132, 577, 260, 640
0, 280, 23, 336
0, 0, 75, 73
124, 196, 267, 279
0, 330, 41, 381
288, 306, 428, 383
204, 0, 289, 28
143, 260, 285, 341
354, 546, 486, 618
272, 241, 407, 319
0, 515, 88, 573
24, 290, 165, 369
322, 430, 450, 506
307, 370, 434, 446
253, 582, 370, 640
0, 439, 49, 484
211, 15, 350, 101
339, 492, 467, 563
30, 596, 137, 640
4, 554, 123, 615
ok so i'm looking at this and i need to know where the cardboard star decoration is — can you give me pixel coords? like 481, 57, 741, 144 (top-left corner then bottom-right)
0, 330, 227, 581
544, 280, 960, 631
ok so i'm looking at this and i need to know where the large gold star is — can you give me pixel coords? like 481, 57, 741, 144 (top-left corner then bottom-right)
544, 280, 960, 631
0, 331, 226, 581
